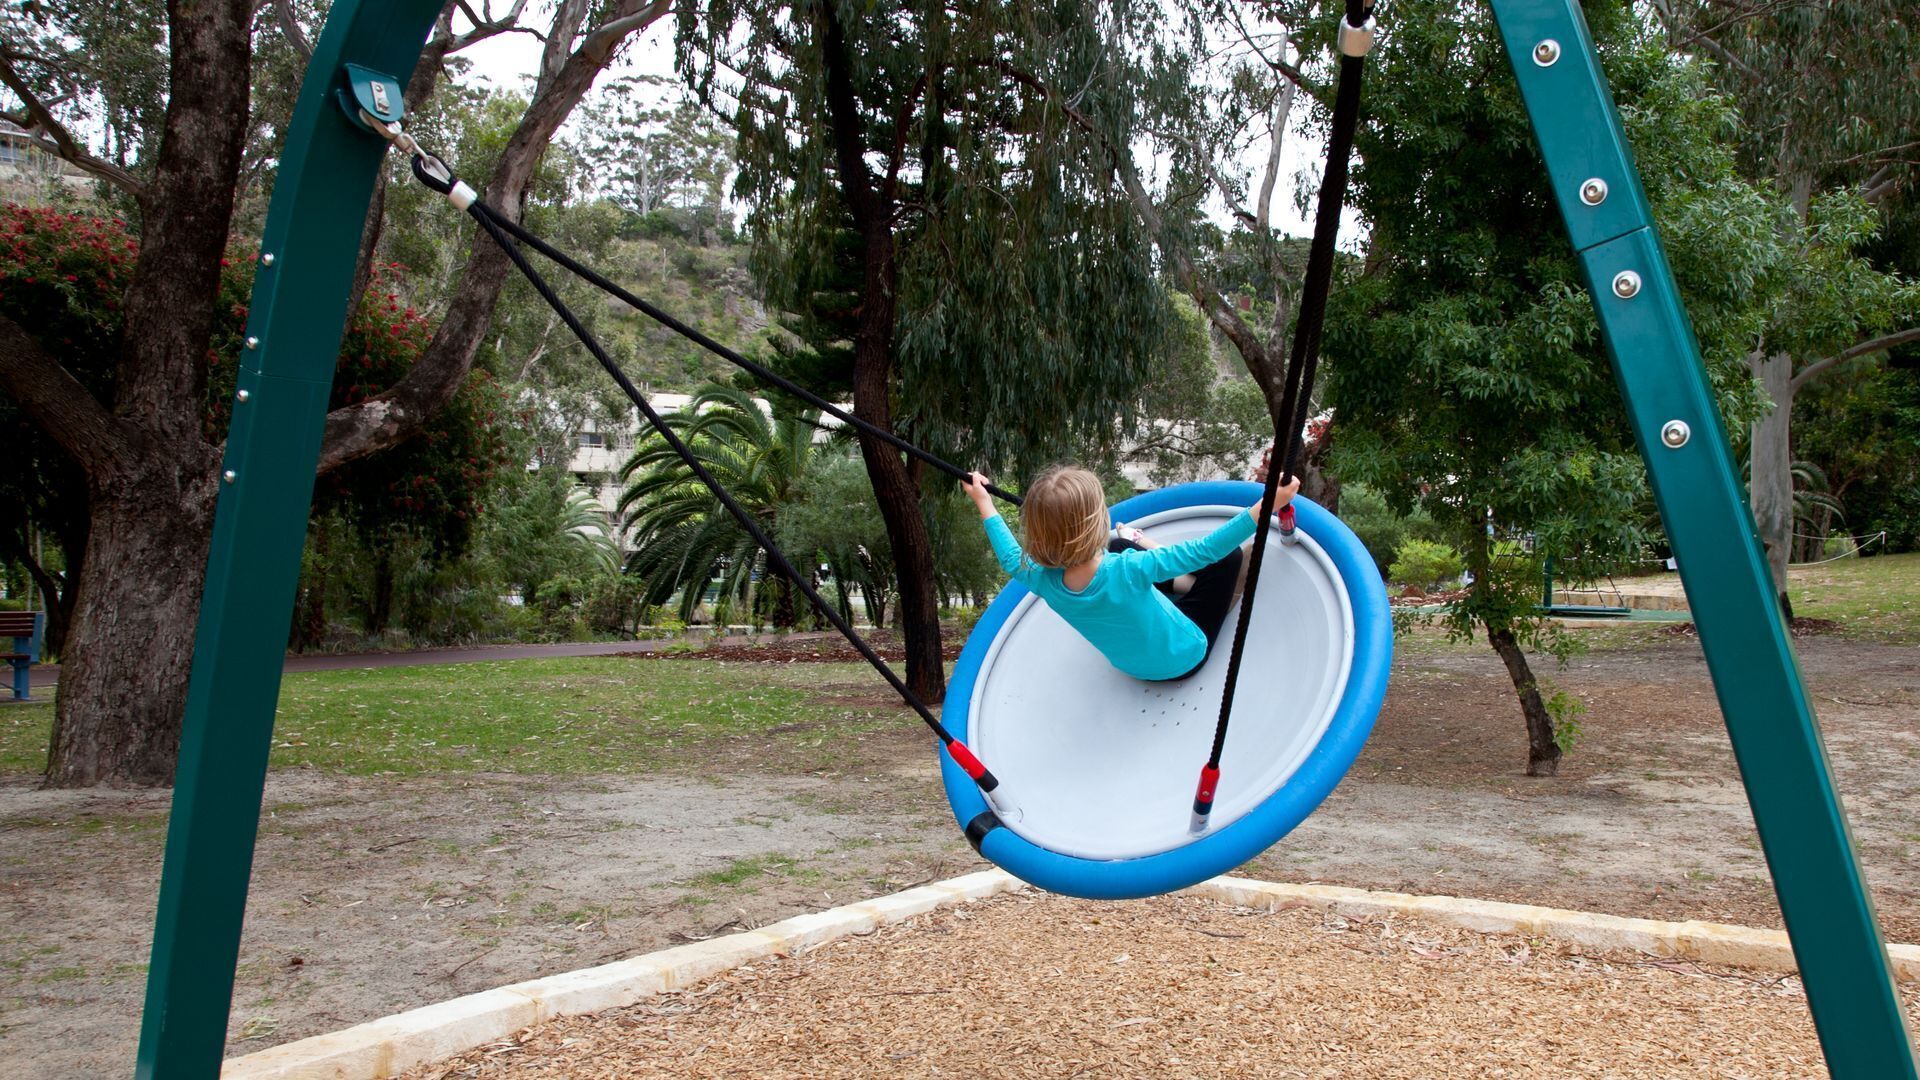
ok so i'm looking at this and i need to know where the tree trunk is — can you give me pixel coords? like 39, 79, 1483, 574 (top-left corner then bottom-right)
1299, 424, 1340, 513
17, 0, 251, 789
1487, 622, 1560, 777
6, 535, 77, 658
368, 544, 394, 636
45, 467, 217, 786
817, 3, 944, 702
291, 524, 329, 652
852, 347, 945, 701
1749, 349, 1795, 614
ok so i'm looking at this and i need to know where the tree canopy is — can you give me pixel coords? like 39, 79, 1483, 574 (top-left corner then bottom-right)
1323, 0, 1772, 774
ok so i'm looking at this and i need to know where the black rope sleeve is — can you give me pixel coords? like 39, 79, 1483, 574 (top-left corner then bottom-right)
472, 211, 1022, 508
467, 202, 999, 794
1203, 28, 1371, 780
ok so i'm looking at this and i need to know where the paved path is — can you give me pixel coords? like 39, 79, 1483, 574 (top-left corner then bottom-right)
17, 638, 682, 696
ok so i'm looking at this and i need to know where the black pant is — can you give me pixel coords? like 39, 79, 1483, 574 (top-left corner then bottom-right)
1109, 537, 1244, 681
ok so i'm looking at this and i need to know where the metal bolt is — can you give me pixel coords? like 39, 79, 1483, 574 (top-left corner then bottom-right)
1661, 420, 1691, 449
245, 336, 259, 350
1612, 270, 1642, 299
1580, 178, 1608, 206
1533, 39, 1560, 66
222, 469, 237, 483
235, 389, 250, 404
261, 252, 275, 267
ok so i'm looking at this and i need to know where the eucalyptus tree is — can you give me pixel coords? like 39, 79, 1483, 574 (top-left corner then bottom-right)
576, 79, 734, 225
984, 0, 1358, 503
1648, 0, 1920, 609
0, 0, 668, 785
674, 0, 1178, 700
1323, 0, 1777, 775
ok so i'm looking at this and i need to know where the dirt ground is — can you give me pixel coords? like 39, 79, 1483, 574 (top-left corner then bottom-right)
2, 631, 1917, 1077
403, 891, 1920, 1080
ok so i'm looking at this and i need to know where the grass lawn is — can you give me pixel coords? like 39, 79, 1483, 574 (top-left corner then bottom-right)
0, 658, 904, 777
1560, 551, 1920, 646
4, 554, 1916, 774
1787, 551, 1920, 640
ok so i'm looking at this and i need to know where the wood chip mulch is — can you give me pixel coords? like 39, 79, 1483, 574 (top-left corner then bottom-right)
407, 891, 1906, 1079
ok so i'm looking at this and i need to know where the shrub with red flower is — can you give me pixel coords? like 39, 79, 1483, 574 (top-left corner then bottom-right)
0, 204, 509, 558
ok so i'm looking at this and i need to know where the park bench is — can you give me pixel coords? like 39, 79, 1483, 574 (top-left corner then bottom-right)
2, 611, 43, 701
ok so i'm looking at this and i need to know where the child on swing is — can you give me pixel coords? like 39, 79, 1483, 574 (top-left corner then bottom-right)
962, 452, 1296, 683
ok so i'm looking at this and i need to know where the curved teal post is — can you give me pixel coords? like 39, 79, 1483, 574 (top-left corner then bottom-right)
135, 3, 443, 1076
1488, 1, 1916, 1075
133, 2, 1916, 1079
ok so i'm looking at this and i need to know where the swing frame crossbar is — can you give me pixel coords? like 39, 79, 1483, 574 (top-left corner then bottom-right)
131, 1, 1916, 1076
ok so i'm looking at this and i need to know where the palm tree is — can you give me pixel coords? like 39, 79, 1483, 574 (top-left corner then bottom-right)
1788, 460, 1845, 564
560, 489, 622, 574
617, 385, 821, 627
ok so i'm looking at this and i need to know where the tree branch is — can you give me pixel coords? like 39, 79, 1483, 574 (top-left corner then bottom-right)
0, 51, 148, 199
0, 316, 131, 478
1792, 326, 1920, 392
580, 0, 672, 53
882, 72, 928, 205
1862, 168, 1906, 207
1255, 77, 1296, 235
1643, 1, 1762, 82
273, 0, 314, 61
317, 0, 667, 474
448, 0, 535, 54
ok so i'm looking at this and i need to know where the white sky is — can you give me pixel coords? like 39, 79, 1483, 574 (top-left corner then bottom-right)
458, 16, 1358, 243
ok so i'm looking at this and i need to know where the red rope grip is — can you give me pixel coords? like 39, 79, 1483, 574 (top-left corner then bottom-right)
1277, 503, 1297, 534
946, 740, 998, 792
1193, 765, 1221, 816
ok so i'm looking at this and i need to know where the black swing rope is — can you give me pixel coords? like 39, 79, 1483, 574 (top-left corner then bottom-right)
1189, 0, 1375, 832
451, 194, 1013, 818
374, 0, 1369, 844
448, 203, 1023, 508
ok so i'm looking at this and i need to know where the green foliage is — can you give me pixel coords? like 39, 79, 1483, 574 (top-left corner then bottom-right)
1339, 483, 1443, 580
0, 0, 167, 208
0, 206, 510, 649
1424, 542, 1583, 669
1387, 539, 1465, 590
923, 478, 1008, 609
580, 574, 654, 637
1125, 293, 1273, 486
1324, 2, 1757, 607
293, 269, 508, 557
1544, 687, 1587, 755
778, 451, 896, 626
483, 465, 621, 610
1792, 359, 1920, 553
1654, 1, 1918, 199
577, 80, 734, 224
0, 206, 125, 597
680, 0, 1181, 476
619, 386, 822, 626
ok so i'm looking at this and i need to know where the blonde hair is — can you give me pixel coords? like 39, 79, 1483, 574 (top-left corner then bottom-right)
1022, 465, 1109, 568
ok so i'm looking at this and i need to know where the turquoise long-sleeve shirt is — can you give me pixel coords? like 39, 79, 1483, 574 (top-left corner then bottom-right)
983, 509, 1258, 681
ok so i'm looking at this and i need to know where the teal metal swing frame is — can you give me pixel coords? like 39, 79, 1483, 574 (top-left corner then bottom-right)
130, 1, 1919, 1075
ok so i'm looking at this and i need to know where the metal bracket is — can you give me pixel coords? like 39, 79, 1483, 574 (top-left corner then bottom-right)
337, 63, 405, 133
